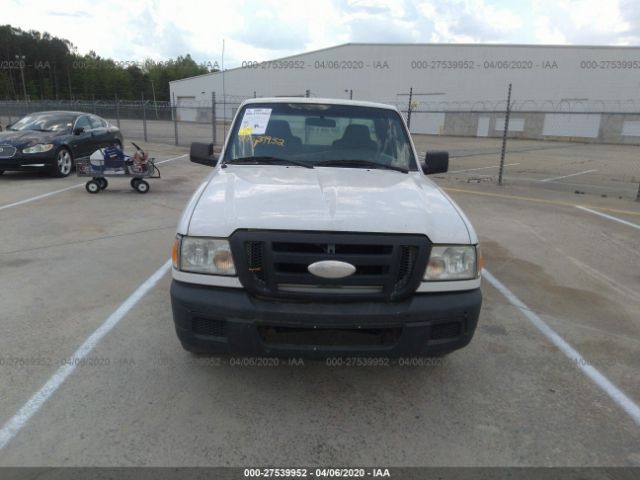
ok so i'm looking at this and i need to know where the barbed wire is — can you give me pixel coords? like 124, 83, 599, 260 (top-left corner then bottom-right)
3, 95, 640, 114
393, 95, 640, 113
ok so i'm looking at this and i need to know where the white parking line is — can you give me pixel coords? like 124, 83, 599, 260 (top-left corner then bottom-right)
539, 169, 598, 183
0, 154, 187, 211
483, 269, 640, 426
0, 259, 172, 451
576, 206, 640, 231
450, 163, 520, 173
0, 183, 84, 211
156, 154, 187, 165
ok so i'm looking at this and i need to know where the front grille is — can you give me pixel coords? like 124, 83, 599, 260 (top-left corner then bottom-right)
245, 241, 266, 285
0, 145, 17, 159
231, 230, 430, 301
396, 245, 418, 291
192, 317, 227, 337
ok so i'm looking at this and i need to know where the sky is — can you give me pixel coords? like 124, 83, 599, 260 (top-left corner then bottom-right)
4, 0, 637, 68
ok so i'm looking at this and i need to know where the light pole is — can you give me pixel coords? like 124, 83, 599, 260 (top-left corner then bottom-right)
15, 55, 27, 103
150, 79, 159, 119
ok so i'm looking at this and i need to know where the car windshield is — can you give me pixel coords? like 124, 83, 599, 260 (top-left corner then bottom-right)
223, 102, 417, 171
9, 113, 76, 132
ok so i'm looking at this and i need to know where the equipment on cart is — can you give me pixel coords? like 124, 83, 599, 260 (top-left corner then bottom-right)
76, 142, 160, 194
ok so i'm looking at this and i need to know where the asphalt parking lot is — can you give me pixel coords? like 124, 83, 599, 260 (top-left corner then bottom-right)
412, 134, 640, 200
0, 140, 639, 466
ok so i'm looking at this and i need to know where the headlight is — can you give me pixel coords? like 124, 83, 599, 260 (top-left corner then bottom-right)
177, 236, 236, 275
23, 144, 54, 154
424, 245, 479, 281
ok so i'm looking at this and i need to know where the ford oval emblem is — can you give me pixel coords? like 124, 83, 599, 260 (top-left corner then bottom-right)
308, 260, 356, 279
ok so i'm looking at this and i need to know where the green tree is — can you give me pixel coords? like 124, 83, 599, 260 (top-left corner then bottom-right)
0, 24, 215, 101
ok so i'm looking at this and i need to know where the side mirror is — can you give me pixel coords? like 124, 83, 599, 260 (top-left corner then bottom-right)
74, 127, 84, 135
190, 142, 218, 167
422, 151, 449, 175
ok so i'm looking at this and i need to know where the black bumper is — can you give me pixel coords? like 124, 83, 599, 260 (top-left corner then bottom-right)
170, 281, 482, 358
0, 153, 55, 171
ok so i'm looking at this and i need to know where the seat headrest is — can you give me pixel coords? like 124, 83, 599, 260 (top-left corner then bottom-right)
265, 120, 293, 138
341, 124, 373, 145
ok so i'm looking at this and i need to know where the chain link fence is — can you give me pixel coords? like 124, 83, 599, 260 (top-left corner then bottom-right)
0, 91, 320, 147
1, 91, 639, 200
0, 95, 253, 148
394, 87, 640, 147
398, 97, 640, 114
4, 90, 640, 146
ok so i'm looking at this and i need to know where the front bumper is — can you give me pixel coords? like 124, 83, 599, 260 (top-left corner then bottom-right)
0, 152, 55, 171
170, 280, 482, 357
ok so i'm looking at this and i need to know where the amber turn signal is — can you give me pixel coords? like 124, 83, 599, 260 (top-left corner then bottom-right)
172, 237, 180, 269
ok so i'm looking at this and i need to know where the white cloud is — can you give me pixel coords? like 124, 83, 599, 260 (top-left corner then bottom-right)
531, 0, 632, 45
535, 16, 567, 44
3, 0, 640, 67
427, 0, 524, 43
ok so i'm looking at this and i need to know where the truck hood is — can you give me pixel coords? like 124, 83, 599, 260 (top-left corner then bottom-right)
186, 166, 472, 244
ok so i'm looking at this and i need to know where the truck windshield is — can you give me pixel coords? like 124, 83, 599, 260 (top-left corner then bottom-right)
223, 102, 418, 171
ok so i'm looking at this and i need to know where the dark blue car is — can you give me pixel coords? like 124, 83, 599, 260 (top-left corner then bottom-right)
0, 111, 123, 177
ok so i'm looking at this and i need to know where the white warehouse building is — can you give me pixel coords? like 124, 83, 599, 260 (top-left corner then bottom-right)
169, 43, 640, 143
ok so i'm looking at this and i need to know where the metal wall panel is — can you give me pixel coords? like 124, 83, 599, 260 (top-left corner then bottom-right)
495, 117, 525, 132
410, 112, 445, 134
176, 96, 197, 122
171, 44, 640, 111
621, 121, 640, 136
477, 117, 490, 136
542, 114, 601, 137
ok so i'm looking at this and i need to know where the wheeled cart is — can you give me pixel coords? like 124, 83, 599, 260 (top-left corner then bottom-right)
76, 142, 160, 194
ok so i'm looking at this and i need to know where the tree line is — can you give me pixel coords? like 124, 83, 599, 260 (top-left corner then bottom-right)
0, 24, 216, 102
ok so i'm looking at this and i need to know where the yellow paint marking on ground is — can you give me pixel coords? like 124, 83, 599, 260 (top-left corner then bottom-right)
443, 187, 640, 217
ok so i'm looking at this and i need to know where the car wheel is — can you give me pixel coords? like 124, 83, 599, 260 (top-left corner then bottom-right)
136, 180, 149, 194
85, 180, 100, 194
51, 148, 73, 177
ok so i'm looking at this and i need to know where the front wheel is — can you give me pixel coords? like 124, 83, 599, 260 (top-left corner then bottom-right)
136, 180, 149, 194
85, 180, 100, 194
51, 148, 73, 177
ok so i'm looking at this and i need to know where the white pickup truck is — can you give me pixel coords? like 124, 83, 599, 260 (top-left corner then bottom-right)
170, 98, 482, 357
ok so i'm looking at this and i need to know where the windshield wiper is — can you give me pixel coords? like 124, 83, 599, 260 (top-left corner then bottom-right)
223, 156, 314, 169
313, 159, 409, 173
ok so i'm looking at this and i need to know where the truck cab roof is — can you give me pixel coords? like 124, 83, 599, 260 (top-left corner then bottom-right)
241, 97, 401, 111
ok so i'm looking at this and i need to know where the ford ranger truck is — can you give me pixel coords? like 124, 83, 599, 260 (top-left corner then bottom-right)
170, 98, 482, 357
